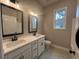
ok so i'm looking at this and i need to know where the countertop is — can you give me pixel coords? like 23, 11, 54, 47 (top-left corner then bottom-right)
3, 34, 45, 55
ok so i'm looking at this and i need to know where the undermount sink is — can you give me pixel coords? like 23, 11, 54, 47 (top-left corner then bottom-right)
6, 39, 26, 48
35, 34, 41, 37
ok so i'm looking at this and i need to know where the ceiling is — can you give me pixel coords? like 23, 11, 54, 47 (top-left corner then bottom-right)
37, 0, 60, 7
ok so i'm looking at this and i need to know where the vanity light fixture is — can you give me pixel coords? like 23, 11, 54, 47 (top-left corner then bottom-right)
6, 0, 9, 4
16, 0, 19, 8
10, 0, 19, 4
30, 12, 38, 16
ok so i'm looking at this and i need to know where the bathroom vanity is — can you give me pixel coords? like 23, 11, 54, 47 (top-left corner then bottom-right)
3, 35, 45, 59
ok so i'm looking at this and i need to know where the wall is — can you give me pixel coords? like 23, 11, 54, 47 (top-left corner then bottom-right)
19, 0, 44, 34
43, 0, 76, 49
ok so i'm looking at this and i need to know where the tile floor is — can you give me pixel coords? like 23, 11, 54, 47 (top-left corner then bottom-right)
39, 46, 72, 59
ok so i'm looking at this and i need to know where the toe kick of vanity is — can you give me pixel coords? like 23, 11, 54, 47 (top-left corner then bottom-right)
3, 35, 45, 59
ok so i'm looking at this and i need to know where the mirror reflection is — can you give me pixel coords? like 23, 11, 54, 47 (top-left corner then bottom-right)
28, 15, 38, 33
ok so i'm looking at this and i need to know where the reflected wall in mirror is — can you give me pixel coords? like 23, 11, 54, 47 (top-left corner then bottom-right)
1, 4, 23, 37
28, 15, 38, 33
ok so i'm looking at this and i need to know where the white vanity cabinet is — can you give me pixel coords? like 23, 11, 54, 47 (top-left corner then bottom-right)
4, 44, 31, 59
4, 35, 45, 59
38, 37, 45, 56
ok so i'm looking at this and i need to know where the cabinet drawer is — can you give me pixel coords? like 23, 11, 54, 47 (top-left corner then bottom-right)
5, 44, 31, 59
31, 41, 37, 50
12, 49, 31, 59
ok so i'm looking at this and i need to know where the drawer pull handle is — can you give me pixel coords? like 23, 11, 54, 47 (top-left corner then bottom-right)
41, 42, 43, 46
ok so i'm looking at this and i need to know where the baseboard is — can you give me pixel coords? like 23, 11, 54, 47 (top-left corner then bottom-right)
51, 44, 69, 52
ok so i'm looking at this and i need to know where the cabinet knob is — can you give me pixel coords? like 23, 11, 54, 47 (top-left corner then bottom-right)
41, 42, 43, 46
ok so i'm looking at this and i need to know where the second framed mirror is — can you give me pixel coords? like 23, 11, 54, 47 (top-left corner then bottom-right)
28, 15, 38, 34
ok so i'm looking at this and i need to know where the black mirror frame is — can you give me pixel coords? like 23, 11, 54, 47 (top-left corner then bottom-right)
28, 15, 38, 33
0, 3, 24, 37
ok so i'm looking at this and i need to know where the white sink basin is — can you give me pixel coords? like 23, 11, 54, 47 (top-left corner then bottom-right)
6, 39, 26, 48
35, 34, 41, 37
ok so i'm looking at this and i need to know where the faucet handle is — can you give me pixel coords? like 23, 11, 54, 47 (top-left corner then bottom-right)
11, 35, 18, 41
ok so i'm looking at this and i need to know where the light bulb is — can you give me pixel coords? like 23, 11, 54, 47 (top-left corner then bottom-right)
16, 4, 19, 8
16, 0, 20, 8
30, 12, 38, 16
6, 0, 9, 4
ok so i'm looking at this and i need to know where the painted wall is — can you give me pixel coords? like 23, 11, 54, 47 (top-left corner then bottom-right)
0, 0, 44, 36
43, 0, 76, 49
19, 0, 44, 34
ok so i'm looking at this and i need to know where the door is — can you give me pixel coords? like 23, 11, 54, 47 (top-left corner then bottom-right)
38, 38, 45, 56
31, 41, 38, 59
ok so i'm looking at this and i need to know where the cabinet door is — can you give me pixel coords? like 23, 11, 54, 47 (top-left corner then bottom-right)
32, 49, 38, 59
24, 50, 31, 59
31, 41, 38, 59
13, 50, 31, 59
38, 37, 45, 56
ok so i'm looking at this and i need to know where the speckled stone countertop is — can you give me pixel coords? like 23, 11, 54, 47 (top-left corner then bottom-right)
3, 34, 45, 55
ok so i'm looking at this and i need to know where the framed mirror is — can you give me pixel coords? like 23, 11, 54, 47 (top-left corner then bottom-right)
1, 4, 23, 37
28, 15, 38, 33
